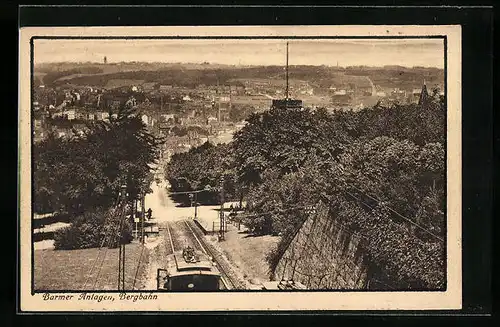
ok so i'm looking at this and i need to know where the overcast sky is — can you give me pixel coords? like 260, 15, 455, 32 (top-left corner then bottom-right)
34, 38, 445, 68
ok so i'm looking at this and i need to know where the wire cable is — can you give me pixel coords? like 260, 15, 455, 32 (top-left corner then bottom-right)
92, 201, 126, 289
345, 187, 444, 242
131, 244, 146, 290
81, 205, 119, 289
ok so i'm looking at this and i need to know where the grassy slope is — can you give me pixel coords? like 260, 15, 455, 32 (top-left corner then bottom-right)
34, 242, 150, 291
209, 227, 280, 284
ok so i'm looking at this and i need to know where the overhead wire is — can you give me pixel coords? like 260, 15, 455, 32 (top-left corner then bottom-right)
231, 181, 441, 289
92, 200, 127, 289
131, 243, 146, 290
320, 122, 445, 241
81, 204, 120, 289
115, 199, 129, 290
345, 187, 444, 242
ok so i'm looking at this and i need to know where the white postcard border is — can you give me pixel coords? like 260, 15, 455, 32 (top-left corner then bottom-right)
19, 25, 461, 312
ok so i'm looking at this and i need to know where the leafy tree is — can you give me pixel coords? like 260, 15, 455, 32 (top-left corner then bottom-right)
229, 104, 255, 122
163, 91, 446, 289
165, 141, 238, 205
232, 106, 349, 188
233, 98, 445, 289
53, 207, 133, 250
33, 106, 161, 217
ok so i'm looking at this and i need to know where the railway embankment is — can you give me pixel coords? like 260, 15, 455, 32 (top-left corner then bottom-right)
273, 201, 368, 289
202, 221, 280, 288
193, 219, 208, 234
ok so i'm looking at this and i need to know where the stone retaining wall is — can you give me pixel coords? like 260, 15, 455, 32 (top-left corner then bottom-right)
274, 201, 368, 289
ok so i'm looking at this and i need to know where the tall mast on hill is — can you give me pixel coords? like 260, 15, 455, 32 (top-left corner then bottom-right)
271, 41, 302, 110
286, 42, 289, 100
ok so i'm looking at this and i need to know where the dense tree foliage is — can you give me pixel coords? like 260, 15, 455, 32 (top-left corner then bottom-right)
163, 94, 446, 289
53, 207, 133, 250
232, 106, 350, 187
34, 106, 160, 215
237, 97, 445, 289
34, 106, 160, 249
349, 95, 445, 145
169, 125, 210, 137
328, 137, 445, 289
239, 98, 446, 289
229, 104, 255, 122
165, 142, 238, 205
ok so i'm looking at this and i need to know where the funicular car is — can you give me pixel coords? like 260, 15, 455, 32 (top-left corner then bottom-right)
157, 246, 223, 291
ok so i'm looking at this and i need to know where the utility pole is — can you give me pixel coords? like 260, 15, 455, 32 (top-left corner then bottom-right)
117, 184, 127, 291
286, 42, 289, 100
218, 101, 221, 123
132, 198, 137, 239
141, 193, 145, 245
219, 176, 225, 241
229, 85, 232, 115
216, 77, 221, 123
194, 192, 198, 220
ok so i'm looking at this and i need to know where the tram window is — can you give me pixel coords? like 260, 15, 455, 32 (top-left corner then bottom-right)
169, 275, 220, 291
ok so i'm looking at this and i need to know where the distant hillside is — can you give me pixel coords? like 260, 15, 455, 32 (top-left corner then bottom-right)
105, 79, 145, 89
35, 62, 444, 91
344, 66, 445, 89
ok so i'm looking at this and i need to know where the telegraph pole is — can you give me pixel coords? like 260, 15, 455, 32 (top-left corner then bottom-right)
286, 42, 289, 100
117, 184, 127, 291
194, 192, 198, 220
218, 101, 221, 123
141, 193, 145, 245
121, 233, 125, 290
229, 85, 232, 114
219, 176, 225, 241
133, 198, 137, 239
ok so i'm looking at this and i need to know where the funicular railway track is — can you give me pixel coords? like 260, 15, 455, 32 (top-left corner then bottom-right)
160, 220, 245, 290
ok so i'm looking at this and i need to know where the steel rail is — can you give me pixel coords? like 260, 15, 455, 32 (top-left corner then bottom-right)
183, 220, 236, 290
165, 221, 176, 253
131, 244, 146, 290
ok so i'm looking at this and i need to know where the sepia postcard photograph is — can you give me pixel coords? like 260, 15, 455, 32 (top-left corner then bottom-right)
18, 25, 462, 312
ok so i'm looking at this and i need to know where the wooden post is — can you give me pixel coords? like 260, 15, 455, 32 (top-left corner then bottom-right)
122, 239, 125, 290
141, 194, 145, 244
219, 176, 225, 241
194, 192, 198, 219
118, 243, 122, 290
118, 184, 127, 291
133, 199, 137, 239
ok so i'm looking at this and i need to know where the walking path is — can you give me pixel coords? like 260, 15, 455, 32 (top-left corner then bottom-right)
144, 180, 229, 232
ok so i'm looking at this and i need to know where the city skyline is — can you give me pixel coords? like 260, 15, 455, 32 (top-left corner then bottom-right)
34, 38, 445, 69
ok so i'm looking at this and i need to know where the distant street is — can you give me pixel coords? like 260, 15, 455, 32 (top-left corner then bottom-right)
144, 180, 220, 223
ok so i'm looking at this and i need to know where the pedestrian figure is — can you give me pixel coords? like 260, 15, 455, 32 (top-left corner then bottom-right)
147, 208, 152, 219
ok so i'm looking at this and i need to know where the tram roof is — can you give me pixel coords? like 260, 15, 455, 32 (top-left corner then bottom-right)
168, 269, 222, 278
173, 252, 214, 271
